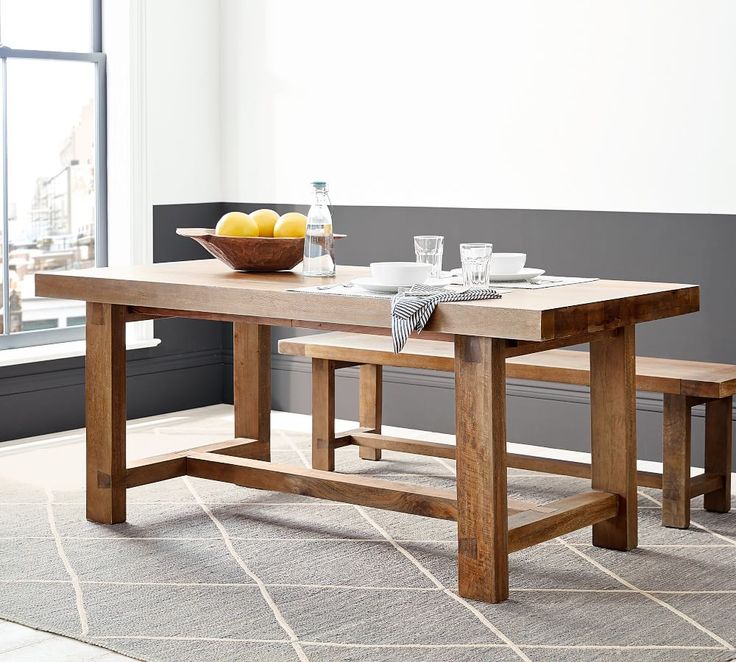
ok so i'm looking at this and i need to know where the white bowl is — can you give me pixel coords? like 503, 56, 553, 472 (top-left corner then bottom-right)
369, 261, 432, 286
489, 252, 526, 275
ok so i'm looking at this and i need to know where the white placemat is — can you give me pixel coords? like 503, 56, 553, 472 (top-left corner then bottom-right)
477, 275, 599, 290
287, 284, 396, 298
288, 275, 598, 297
288, 283, 509, 298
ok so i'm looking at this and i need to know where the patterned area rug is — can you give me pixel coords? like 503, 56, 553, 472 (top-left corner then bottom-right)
0, 407, 735, 662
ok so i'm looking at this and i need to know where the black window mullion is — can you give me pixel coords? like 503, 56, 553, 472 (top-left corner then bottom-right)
1, 57, 8, 337
92, 0, 102, 53
94, 53, 107, 267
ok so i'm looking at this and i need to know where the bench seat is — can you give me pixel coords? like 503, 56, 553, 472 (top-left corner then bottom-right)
279, 331, 734, 529
280, 331, 736, 398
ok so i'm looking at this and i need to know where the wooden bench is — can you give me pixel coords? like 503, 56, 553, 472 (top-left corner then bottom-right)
279, 331, 734, 529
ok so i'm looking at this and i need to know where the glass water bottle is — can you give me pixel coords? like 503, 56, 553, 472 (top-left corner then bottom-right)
302, 181, 335, 277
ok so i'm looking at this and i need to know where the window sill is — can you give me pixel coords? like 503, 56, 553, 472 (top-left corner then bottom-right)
0, 337, 162, 368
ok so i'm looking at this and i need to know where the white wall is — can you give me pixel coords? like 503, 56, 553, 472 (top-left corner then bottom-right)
146, 0, 222, 205
105, 0, 222, 239
104, 0, 222, 343
219, 0, 736, 214
103, 0, 135, 266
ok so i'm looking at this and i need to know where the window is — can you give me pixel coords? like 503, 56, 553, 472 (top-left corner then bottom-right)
0, 0, 106, 349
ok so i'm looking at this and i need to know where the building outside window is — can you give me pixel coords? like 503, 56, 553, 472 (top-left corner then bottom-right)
0, 0, 106, 348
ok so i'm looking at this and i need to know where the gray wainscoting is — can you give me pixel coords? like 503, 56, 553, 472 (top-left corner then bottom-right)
2, 201, 734, 469
221, 202, 736, 466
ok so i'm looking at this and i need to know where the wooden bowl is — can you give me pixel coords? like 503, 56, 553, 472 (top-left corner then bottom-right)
176, 228, 346, 272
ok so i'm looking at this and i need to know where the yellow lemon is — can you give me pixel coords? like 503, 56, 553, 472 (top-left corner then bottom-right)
215, 211, 258, 237
250, 208, 280, 237
274, 212, 308, 238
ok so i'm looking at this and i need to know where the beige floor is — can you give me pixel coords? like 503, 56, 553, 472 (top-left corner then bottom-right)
0, 404, 360, 662
0, 404, 265, 662
0, 404, 733, 661
0, 406, 218, 662
0, 620, 130, 661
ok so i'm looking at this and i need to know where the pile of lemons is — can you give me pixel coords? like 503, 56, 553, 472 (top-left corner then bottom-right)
215, 209, 308, 238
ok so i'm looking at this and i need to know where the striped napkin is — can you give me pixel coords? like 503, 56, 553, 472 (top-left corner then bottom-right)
391, 284, 502, 353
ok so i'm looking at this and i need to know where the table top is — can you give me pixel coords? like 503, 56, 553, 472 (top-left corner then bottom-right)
35, 260, 699, 341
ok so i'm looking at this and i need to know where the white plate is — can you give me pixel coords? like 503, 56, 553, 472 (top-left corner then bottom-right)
489, 267, 545, 282
450, 267, 545, 282
351, 276, 404, 293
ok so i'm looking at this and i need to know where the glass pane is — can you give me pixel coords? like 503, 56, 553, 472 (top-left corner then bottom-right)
0, 0, 92, 53
7, 58, 96, 333
0, 61, 4, 334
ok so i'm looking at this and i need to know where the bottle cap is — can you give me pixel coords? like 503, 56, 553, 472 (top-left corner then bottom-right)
311, 181, 328, 190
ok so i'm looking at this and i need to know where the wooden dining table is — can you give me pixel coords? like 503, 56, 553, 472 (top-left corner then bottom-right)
35, 260, 699, 603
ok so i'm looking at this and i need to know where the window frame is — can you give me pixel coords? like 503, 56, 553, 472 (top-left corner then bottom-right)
0, 0, 106, 349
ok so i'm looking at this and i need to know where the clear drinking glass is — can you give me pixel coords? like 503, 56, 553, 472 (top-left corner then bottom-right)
460, 243, 493, 287
414, 235, 444, 278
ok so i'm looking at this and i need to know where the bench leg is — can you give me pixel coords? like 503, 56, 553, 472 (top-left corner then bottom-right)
704, 396, 732, 514
312, 359, 336, 471
662, 394, 692, 528
86, 303, 127, 524
358, 364, 383, 461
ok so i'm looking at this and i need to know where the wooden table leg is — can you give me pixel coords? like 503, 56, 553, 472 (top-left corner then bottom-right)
358, 364, 383, 461
704, 396, 733, 514
662, 394, 692, 528
233, 323, 271, 461
590, 325, 637, 550
86, 302, 127, 524
312, 359, 336, 471
455, 335, 509, 603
